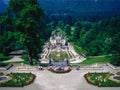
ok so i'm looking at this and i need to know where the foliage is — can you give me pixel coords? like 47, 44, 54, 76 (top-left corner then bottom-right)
0, 73, 36, 87
0, 0, 46, 65
21, 54, 39, 65
0, 53, 13, 61
46, 16, 120, 66
21, 54, 29, 64
0, 72, 4, 76
84, 72, 120, 87
116, 72, 120, 75
74, 45, 87, 55
0, 62, 10, 67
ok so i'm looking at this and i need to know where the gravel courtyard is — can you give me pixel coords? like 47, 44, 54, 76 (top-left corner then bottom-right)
0, 66, 120, 90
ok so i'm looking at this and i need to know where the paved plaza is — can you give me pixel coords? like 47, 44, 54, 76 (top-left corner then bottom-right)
0, 65, 120, 90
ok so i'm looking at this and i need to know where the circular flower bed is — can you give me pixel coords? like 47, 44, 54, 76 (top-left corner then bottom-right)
48, 66, 71, 73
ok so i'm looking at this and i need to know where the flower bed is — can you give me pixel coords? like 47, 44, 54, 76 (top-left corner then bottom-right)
48, 66, 71, 73
84, 72, 120, 87
0, 72, 36, 87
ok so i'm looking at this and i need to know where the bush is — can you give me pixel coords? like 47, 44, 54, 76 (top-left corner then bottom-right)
74, 45, 87, 55
0, 72, 4, 76
0, 53, 13, 61
116, 72, 120, 75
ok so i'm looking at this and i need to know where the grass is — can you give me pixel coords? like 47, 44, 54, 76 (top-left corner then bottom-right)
0, 72, 36, 87
0, 53, 13, 61
49, 51, 69, 61
84, 72, 120, 87
81, 56, 111, 64
71, 56, 111, 66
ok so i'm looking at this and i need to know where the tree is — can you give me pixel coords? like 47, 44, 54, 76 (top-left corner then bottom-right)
110, 32, 120, 66
57, 20, 64, 29
64, 24, 71, 36
7, 0, 45, 65
73, 21, 82, 39
0, 15, 16, 55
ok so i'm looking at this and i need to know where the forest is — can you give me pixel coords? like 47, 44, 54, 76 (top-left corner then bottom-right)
0, 0, 120, 66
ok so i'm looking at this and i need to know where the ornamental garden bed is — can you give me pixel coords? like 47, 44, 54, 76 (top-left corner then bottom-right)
48, 66, 71, 73
84, 72, 120, 87
0, 72, 36, 87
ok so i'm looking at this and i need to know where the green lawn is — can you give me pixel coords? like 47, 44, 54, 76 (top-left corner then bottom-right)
84, 72, 120, 87
0, 53, 13, 61
81, 56, 111, 64
0, 73, 36, 87
49, 51, 69, 61
71, 56, 112, 66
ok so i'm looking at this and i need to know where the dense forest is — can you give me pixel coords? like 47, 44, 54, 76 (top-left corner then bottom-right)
0, 0, 120, 66
46, 16, 120, 66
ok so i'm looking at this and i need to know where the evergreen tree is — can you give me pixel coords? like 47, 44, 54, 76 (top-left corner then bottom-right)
6, 0, 45, 65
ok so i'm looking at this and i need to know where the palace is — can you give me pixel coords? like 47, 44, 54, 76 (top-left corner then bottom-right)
50, 33, 66, 46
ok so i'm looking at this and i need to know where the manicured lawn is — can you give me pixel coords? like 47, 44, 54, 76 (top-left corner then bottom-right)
49, 51, 70, 61
71, 56, 111, 66
81, 56, 111, 64
0, 53, 13, 61
84, 72, 120, 87
0, 72, 36, 87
